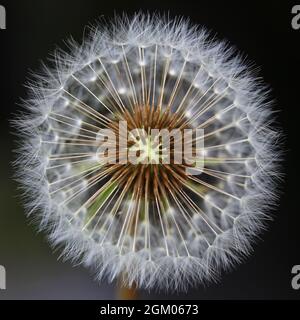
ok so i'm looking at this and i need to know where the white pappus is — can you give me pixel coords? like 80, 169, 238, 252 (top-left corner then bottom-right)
13, 13, 282, 292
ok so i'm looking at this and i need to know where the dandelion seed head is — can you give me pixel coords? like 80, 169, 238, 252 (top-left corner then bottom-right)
14, 13, 282, 292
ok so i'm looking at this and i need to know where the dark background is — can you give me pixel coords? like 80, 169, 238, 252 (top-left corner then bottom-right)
0, 0, 298, 299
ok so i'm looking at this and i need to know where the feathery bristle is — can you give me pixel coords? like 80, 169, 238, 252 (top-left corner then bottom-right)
13, 13, 282, 292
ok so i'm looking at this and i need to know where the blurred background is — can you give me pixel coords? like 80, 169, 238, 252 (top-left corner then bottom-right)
0, 0, 298, 299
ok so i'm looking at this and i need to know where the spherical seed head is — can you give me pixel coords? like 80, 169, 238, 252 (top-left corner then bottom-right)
14, 13, 281, 291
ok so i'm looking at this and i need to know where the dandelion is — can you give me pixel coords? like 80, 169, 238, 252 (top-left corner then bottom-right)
14, 13, 281, 291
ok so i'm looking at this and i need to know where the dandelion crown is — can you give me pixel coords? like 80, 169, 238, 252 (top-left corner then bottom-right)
16, 14, 280, 291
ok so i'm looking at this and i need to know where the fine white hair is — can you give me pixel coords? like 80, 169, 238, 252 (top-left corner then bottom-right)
13, 13, 282, 292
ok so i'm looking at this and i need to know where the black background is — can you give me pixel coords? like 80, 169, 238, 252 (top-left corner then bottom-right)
0, 0, 298, 299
